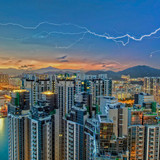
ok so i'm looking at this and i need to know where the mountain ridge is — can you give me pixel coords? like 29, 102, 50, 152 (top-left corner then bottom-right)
1, 65, 160, 79
86, 65, 160, 79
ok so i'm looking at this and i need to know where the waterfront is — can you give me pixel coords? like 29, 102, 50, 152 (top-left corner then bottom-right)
0, 118, 8, 160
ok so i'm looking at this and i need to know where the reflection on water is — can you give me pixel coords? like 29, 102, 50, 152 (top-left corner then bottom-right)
0, 118, 4, 131
0, 118, 8, 160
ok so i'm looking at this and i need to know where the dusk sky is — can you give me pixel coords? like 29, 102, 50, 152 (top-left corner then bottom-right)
0, 0, 160, 71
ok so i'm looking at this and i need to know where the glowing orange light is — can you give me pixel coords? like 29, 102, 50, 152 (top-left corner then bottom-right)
42, 91, 54, 95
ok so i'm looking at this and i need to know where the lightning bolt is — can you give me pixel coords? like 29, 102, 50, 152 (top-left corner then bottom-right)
0, 22, 82, 30
0, 21, 160, 48
149, 50, 160, 58
54, 32, 87, 49
33, 31, 87, 38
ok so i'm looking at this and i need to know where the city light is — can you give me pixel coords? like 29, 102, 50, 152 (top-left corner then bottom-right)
0, 1, 160, 160
42, 91, 54, 95
13, 89, 29, 93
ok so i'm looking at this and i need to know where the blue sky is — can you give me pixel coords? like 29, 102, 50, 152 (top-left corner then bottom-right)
0, 0, 159, 71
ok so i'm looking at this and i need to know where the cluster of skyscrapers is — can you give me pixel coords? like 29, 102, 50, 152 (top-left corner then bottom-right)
8, 73, 160, 160
144, 77, 160, 104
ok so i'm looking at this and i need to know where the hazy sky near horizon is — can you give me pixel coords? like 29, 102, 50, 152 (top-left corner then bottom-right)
0, 0, 160, 71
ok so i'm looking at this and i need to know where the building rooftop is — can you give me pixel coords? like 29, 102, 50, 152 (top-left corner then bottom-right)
97, 115, 112, 123
42, 91, 54, 95
13, 89, 29, 93
139, 92, 151, 96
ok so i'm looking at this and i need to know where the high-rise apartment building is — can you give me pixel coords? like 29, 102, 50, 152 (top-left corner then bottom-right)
8, 88, 58, 160
128, 93, 160, 160
29, 91, 57, 160
128, 125, 145, 160
134, 92, 154, 106
75, 74, 112, 107
29, 102, 54, 160
145, 125, 160, 160
100, 96, 125, 115
8, 90, 30, 160
144, 77, 160, 104
56, 80, 75, 160
75, 80, 92, 95
64, 103, 88, 160
22, 74, 55, 107
109, 107, 128, 137
144, 77, 160, 95
84, 118, 99, 160
98, 115, 114, 156
128, 125, 160, 160
84, 115, 128, 159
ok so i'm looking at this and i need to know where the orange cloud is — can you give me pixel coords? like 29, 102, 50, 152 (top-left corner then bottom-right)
0, 55, 132, 71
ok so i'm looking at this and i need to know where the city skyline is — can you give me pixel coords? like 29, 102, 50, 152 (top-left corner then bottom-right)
0, 0, 160, 71
1, 1, 160, 160
6, 72, 160, 159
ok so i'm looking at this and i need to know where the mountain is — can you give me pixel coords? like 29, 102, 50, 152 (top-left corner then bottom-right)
34, 66, 60, 73
0, 65, 160, 79
34, 67, 80, 74
0, 66, 80, 76
118, 65, 160, 78
86, 70, 120, 79
86, 65, 160, 79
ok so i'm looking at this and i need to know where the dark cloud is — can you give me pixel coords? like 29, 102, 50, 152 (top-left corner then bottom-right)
0, 57, 11, 60
19, 65, 34, 69
92, 60, 122, 68
8, 60, 14, 63
56, 55, 69, 62
56, 55, 67, 60
17, 60, 22, 63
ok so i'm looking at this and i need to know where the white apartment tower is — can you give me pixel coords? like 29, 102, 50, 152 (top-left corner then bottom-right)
30, 104, 54, 160
8, 90, 30, 160
56, 80, 75, 160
